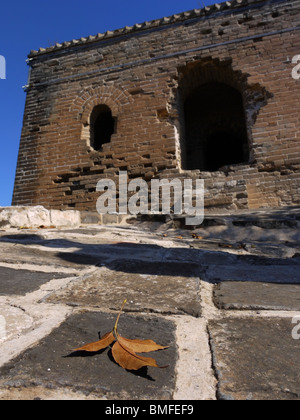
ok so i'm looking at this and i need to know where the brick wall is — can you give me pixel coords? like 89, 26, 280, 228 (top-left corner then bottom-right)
13, 0, 300, 213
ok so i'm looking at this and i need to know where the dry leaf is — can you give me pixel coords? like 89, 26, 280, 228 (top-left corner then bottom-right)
112, 341, 161, 370
73, 300, 169, 371
74, 331, 115, 352
117, 335, 168, 353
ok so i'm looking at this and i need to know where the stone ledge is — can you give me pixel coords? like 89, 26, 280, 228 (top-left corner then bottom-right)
0, 207, 132, 228
0, 207, 81, 228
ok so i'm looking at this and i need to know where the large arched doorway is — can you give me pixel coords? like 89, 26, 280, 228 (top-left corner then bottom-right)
183, 83, 249, 171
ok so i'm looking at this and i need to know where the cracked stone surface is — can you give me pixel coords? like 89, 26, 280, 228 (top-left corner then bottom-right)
46, 261, 201, 317
204, 263, 300, 284
0, 207, 299, 400
0, 312, 177, 400
209, 317, 300, 400
214, 282, 300, 311
0, 302, 33, 344
0, 267, 71, 296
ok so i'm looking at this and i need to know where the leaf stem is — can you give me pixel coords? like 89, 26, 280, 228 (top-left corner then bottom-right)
113, 299, 127, 336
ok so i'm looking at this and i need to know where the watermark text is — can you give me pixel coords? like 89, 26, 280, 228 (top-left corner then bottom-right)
292, 316, 300, 340
292, 55, 300, 80
0, 55, 6, 80
96, 171, 204, 226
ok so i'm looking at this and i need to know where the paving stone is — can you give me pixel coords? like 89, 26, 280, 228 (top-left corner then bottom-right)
0, 241, 101, 269
209, 318, 300, 400
0, 303, 33, 344
214, 282, 300, 311
0, 267, 69, 296
0, 236, 170, 269
46, 261, 201, 317
0, 311, 177, 400
0, 210, 299, 400
205, 263, 300, 284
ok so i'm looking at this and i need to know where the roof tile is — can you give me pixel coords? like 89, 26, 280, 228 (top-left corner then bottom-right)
27, 0, 271, 58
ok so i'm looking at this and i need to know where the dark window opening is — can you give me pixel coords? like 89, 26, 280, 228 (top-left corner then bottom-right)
183, 83, 249, 171
90, 105, 116, 151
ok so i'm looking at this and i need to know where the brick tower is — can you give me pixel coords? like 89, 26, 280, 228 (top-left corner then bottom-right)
13, 0, 300, 212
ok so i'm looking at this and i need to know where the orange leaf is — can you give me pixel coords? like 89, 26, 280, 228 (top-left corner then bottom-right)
74, 331, 115, 352
112, 341, 162, 371
117, 335, 168, 353
72, 299, 169, 371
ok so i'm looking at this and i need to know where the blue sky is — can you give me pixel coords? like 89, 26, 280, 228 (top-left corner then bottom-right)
0, 0, 217, 206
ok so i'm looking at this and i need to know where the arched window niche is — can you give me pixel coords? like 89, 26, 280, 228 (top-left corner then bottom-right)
89, 104, 116, 151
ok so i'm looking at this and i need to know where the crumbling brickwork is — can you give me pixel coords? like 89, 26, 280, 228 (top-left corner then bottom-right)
13, 0, 300, 213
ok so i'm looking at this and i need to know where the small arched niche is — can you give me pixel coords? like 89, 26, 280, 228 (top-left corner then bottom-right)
89, 105, 116, 151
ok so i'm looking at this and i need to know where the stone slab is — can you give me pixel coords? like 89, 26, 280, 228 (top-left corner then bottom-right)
46, 261, 201, 317
0, 267, 70, 296
0, 303, 33, 344
0, 234, 171, 270
205, 263, 300, 284
0, 206, 50, 228
0, 207, 81, 228
214, 282, 300, 311
0, 311, 177, 400
49, 209, 81, 228
0, 241, 101, 270
209, 318, 300, 400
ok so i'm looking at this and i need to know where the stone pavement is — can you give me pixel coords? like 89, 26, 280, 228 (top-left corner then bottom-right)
0, 208, 299, 400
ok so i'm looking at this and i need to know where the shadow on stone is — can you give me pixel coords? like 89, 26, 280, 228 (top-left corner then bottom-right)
106, 349, 156, 382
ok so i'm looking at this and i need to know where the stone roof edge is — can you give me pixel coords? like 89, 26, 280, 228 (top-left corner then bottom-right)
27, 0, 277, 59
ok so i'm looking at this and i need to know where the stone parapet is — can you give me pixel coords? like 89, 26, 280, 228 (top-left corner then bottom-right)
0, 206, 81, 228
